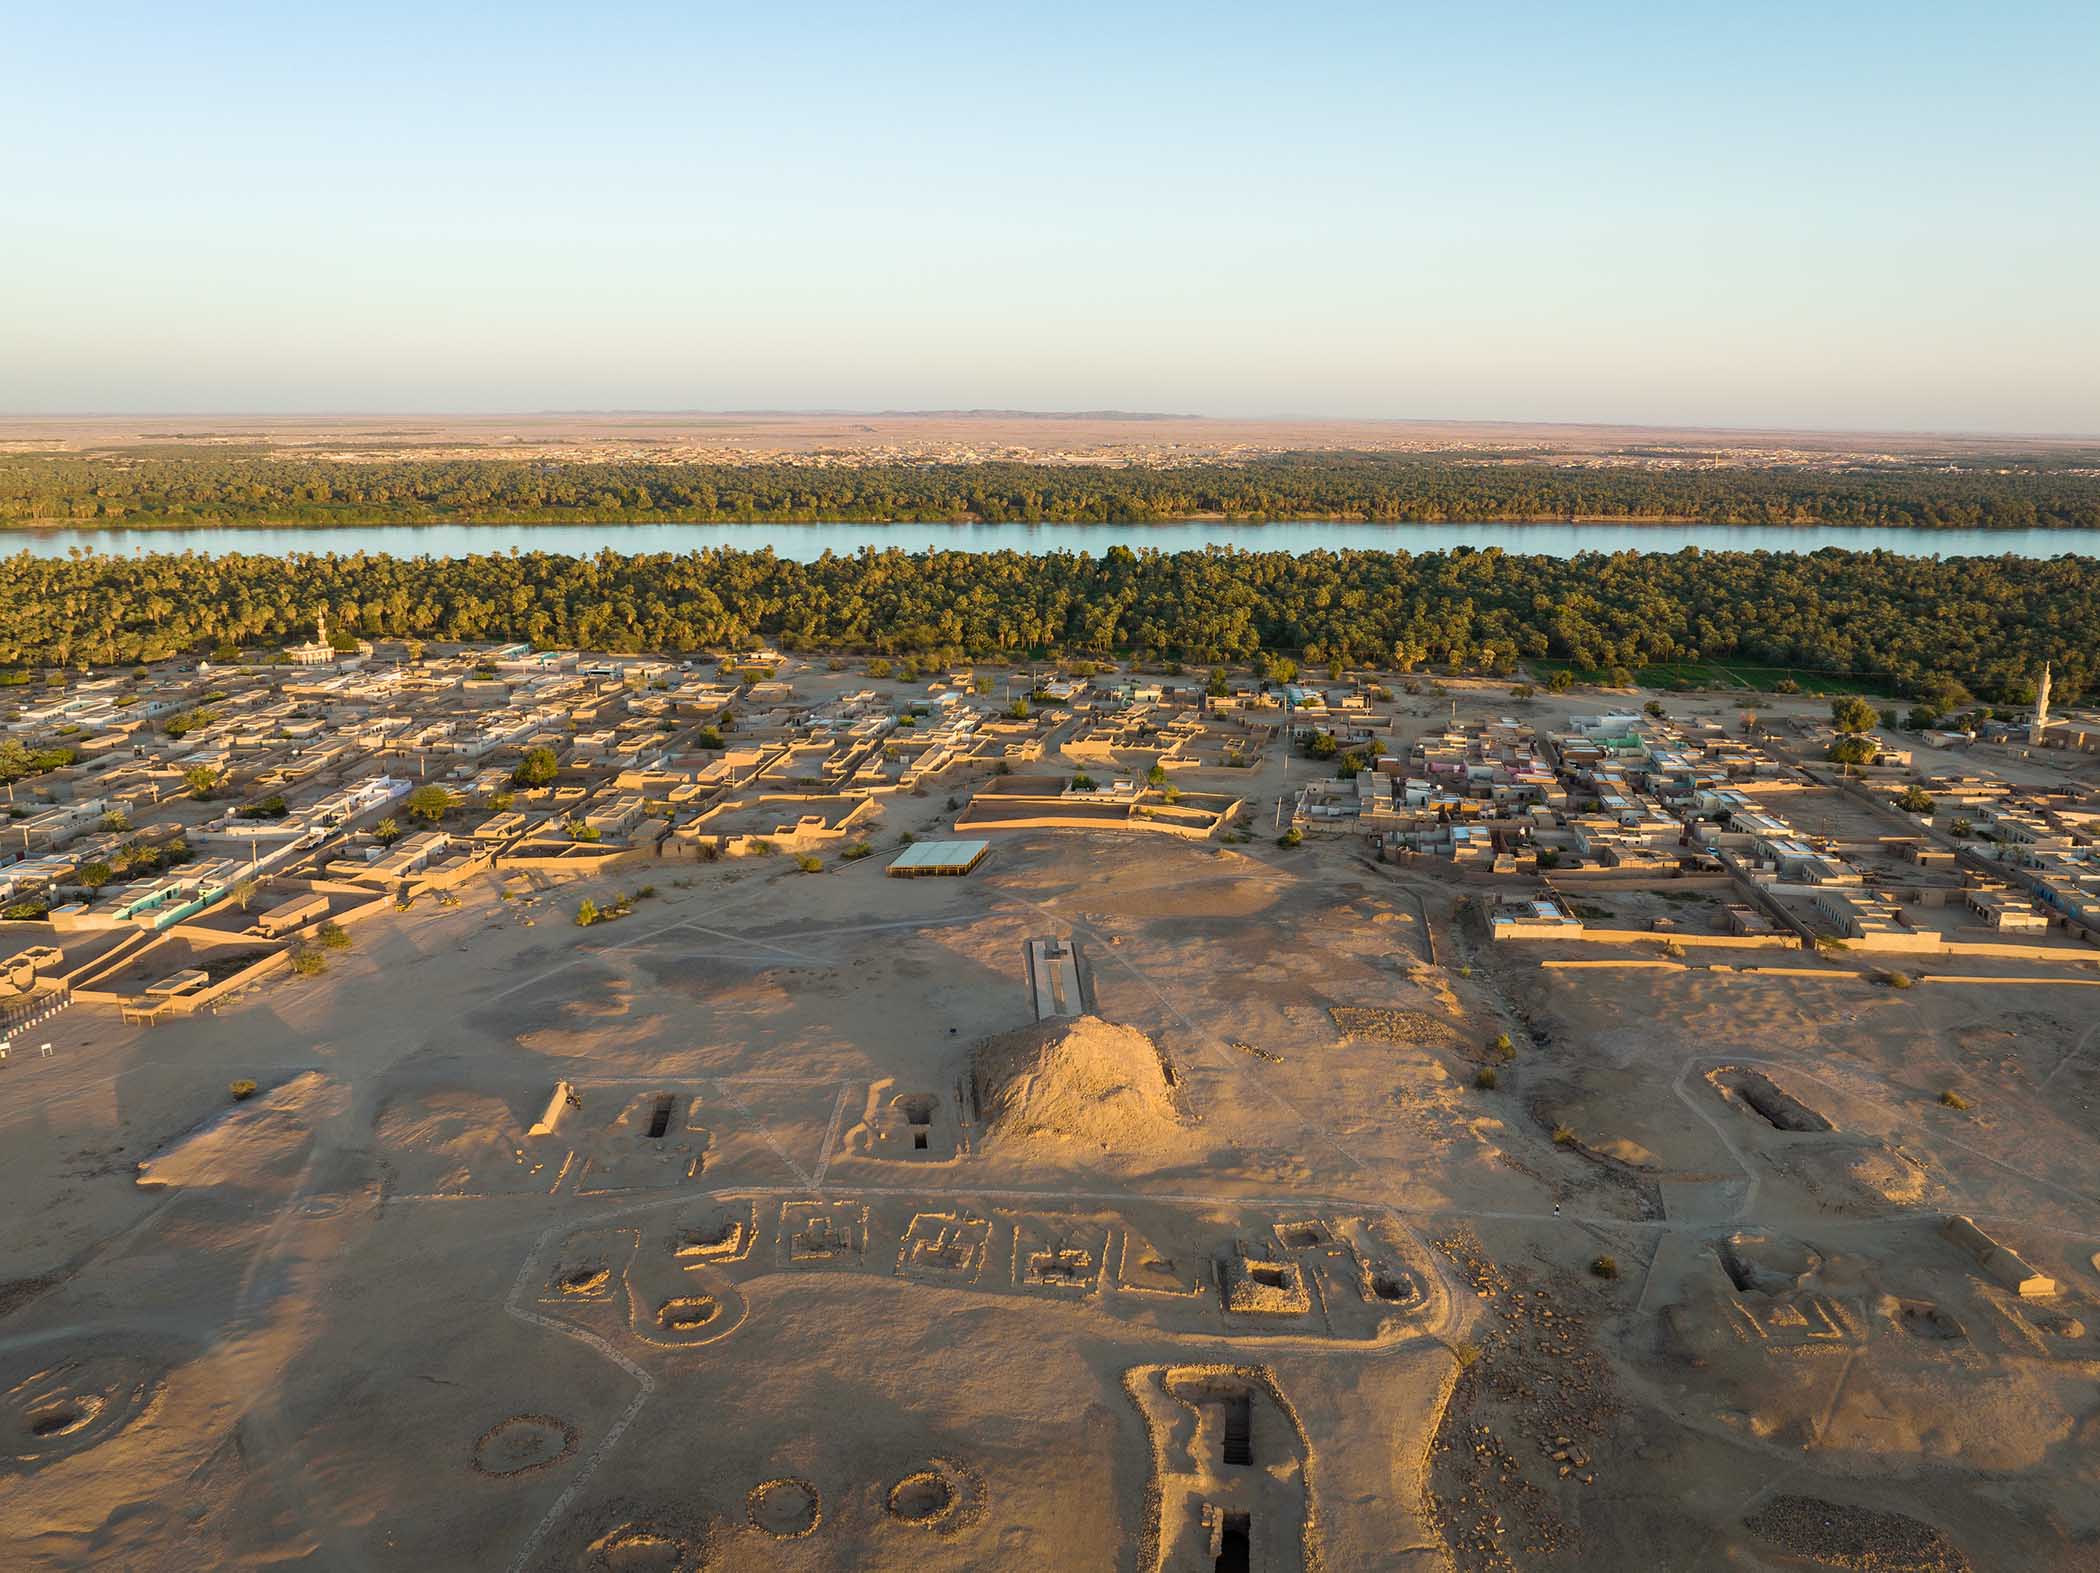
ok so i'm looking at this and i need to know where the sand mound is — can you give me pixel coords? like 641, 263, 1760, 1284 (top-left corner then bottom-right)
373, 1091, 530, 1193
135, 1072, 344, 1191
971, 1015, 1181, 1152
1796, 1144, 1928, 1210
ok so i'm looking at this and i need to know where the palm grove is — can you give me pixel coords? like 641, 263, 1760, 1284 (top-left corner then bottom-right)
0, 546, 2086, 711
4, 454, 2099, 530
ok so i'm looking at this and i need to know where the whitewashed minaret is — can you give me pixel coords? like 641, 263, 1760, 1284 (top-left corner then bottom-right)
2031, 661, 2052, 747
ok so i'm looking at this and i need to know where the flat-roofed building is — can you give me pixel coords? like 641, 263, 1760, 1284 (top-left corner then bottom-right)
886, 839, 990, 878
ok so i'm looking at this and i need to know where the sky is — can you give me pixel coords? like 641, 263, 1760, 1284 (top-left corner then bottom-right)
6, 1, 2098, 432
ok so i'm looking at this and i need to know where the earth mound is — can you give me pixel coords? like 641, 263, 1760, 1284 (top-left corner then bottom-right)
971, 1015, 1181, 1153
134, 1072, 345, 1191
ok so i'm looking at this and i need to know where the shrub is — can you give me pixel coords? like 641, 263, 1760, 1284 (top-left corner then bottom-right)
575, 898, 600, 927
797, 855, 823, 873
1277, 827, 1303, 848
315, 921, 350, 950
635, 884, 656, 899
228, 1079, 258, 1101
289, 948, 326, 976
1451, 1339, 1482, 1370
1474, 1067, 1499, 1090
842, 840, 874, 860
1591, 1255, 1619, 1280
1939, 1089, 1970, 1110
1552, 1123, 1577, 1145
1880, 970, 1913, 989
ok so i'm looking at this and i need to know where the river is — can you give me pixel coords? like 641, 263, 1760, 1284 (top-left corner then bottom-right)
5, 520, 2097, 560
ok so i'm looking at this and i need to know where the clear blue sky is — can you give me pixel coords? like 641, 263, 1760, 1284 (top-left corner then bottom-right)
7, 1, 2097, 432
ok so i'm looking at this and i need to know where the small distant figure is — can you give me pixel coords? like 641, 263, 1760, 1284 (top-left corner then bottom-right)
1553, 1201, 1562, 1218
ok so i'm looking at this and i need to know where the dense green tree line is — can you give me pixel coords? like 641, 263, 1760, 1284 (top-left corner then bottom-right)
0, 546, 2086, 705
4, 454, 2098, 529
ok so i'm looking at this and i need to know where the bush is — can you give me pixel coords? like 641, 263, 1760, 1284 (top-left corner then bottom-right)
635, 884, 656, 899
315, 920, 350, 950
797, 855, 823, 873
1277, 827, 1303, 848
1552, 1123, 1577, 1145
1939, 1089, 1970, 1110
289, 948, 326, 976
228, 1079, 258, 1101
842, 840, 874, 860
1880, 969, 1913, 988
575, 898, 600, 927
1474, 1067, 1499, 1090
1591, 1255, 1619, 1280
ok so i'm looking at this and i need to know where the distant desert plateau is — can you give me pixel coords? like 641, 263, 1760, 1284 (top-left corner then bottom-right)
3, 410, 2094, 469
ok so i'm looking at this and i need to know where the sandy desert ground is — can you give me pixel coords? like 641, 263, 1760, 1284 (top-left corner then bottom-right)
3, 411, 2090, 469
4, 701, 2099, 1570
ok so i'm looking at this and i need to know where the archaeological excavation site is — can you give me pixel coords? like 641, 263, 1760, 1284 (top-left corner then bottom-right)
5, 652, 2100, 1571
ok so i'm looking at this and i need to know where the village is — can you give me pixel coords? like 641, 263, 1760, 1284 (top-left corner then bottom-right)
4, 627, 2096, 1039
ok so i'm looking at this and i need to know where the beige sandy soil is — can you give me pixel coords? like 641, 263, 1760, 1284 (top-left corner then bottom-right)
1, 722, 2097, 1568
4, 412, 2090, 468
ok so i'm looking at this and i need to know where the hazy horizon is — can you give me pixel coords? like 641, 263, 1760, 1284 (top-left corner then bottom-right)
6, 409, 2098, 444
8, 2, 2099, 432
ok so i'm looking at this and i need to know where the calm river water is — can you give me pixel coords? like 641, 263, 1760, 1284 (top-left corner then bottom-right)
6, 520, 2097, 560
